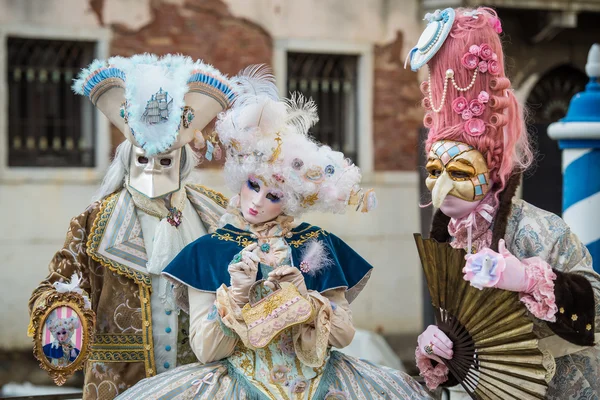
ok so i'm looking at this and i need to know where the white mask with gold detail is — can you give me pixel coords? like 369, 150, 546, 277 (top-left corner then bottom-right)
426, 140, 491, 209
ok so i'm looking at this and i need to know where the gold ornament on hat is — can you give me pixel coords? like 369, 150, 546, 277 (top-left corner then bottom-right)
301, 193, 319, 208
268, 132, 282, 164
347, 188, 376, 213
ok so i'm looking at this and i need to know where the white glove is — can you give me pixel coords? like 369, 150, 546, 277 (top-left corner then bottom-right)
266, 266, 308, 297
228, 243, 260, 306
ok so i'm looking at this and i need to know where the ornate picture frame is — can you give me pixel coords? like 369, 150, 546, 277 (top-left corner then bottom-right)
31, 292, 95, 385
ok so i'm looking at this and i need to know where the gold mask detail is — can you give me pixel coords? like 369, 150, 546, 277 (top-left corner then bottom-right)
425, 140, 490, 207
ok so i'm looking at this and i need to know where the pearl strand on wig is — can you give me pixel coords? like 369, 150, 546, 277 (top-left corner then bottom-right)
428, 68, 479, 113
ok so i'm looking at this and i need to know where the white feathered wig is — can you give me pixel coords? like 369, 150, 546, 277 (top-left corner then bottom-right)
46, 313, 80, 342
217, 66, 376, 217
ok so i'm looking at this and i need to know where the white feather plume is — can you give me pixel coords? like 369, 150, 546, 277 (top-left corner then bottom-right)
230, 64, 279, 106
299, 240, 333, 276
284, 92, 319, 135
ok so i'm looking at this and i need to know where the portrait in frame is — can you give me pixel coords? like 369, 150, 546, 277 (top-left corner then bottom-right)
31, 292, 95, 385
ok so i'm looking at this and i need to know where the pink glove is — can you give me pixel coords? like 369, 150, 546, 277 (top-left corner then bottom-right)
463, 239, 536, 292
463, 240, 558, 321
265, 266, 308, 297
417, 325, 454, 362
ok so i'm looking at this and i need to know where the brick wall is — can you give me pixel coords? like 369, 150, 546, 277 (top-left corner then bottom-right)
96, 0, 422, 171
96, 0, 273, 153
373, 31, 423, 171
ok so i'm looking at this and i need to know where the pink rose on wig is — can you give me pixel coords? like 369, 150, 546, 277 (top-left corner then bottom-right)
492, 52, 498, 61
469, 100, 485, 116
461, 109, 473, 120
489, 16, 503, 34
478, 61, 488, 74
488, 60, 500, 76
469, 45, 481, 56
461, 53, 479, 70
479, 44, 494, 61
464, 118, 486, 136
478, 91, 490, 104
452, 96, 468, 113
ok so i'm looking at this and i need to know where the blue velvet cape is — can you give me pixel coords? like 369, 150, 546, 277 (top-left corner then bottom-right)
43, 343, 80, 363
163, 223, 372, 302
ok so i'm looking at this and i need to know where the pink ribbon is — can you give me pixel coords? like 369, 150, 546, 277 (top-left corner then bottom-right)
453, 203, 495, 253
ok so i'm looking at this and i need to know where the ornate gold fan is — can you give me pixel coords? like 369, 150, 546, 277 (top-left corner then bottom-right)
414, 234, 555, 400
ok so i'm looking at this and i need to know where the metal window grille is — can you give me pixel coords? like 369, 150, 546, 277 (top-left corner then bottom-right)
286, 52, 359, 163
7, 37, 96, 167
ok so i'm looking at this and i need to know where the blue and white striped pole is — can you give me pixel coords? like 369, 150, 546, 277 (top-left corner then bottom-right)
548, 44, 600, 273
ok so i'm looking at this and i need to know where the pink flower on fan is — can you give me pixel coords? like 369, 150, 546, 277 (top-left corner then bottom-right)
461, 53, 479, 70
479, 44, 494, 60
478, 61, 488, 73
469, 100, 485, 116
468, 45, 481, 56
489, 16, 503, 34
477, 91, 490, 104
452, 96, 468, 113
488, 60, 500, 76
461, 109, 473, 120
464, 118, 486, 136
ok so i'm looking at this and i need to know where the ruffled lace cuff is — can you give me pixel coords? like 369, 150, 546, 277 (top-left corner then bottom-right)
519, 257, 558, 322
291, 290, 331, 367
415, 346, 449, 390
215, 284, 252, 345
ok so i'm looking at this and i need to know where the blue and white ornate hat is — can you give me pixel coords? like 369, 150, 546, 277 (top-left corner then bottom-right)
73, 54, 234, 155
406, 8, 456, 71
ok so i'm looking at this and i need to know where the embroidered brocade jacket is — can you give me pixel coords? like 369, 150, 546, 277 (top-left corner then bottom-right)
434, 198, 600, 398
28, 184, 227, 400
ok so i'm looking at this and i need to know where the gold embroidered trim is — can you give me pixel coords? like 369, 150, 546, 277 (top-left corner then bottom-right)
139, 285, 156, 378
211, 231, 256, 247
287, 229, 328, 248
186, 184, 229, 209
212, 225, 326, 249
89, 334, 145, 362
262, 346, 289, 399
86, 192, 151, 288
219, 227, 253, 237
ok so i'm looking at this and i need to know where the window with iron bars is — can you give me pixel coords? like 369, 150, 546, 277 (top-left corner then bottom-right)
7, 37, 96, 167
286, 52, 359, 163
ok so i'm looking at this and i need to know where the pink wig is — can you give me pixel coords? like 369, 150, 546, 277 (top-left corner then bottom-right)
423, 8, 534, 191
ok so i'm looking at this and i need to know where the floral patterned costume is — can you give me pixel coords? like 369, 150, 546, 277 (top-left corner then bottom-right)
426, 179, 600, 399
115, 211, 432, 400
